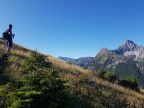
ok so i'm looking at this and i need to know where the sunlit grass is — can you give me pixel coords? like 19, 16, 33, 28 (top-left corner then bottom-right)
0, 39, 144, 107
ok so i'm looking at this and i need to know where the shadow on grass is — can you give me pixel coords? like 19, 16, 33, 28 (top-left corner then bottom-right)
0, 54, 9, 85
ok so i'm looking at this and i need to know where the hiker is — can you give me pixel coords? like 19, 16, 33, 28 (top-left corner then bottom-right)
4, 24, 15, 57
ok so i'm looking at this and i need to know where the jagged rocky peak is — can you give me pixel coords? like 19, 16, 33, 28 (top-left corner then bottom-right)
113, 40, 139, 54
119, 40, 139, 51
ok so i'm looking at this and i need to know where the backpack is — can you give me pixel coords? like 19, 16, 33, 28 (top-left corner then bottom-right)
2, 31, 10, 40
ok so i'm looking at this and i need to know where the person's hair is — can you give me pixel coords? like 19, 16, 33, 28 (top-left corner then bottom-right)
9, 24, 12, 28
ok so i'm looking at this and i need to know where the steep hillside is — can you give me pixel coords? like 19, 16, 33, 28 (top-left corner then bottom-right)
86, 48, 144, 87
60, 40, 144, 87
0, 39, 144, 108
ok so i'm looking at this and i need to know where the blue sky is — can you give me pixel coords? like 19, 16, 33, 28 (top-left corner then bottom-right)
0, 0, 144, 58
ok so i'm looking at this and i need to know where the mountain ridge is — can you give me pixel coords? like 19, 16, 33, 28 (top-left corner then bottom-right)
59, 40, 144, 87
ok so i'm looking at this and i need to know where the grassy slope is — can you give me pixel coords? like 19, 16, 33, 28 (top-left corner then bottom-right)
0, 39, 144, 108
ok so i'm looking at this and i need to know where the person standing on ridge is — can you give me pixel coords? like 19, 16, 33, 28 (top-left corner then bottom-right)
4, 24, 15, 57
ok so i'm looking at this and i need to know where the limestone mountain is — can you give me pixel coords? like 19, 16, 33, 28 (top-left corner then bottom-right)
113, 40, 144, 62
59, 40, 144, 87
113, 40, 139, 54
86, 48, 144, 87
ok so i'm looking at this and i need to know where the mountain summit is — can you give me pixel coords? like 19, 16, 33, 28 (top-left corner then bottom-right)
113, 40, 139, 54
113, 40, 144, 62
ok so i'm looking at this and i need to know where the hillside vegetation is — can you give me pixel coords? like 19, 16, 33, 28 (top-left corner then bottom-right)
60, 40, 144, 87
0, 40, 144, 108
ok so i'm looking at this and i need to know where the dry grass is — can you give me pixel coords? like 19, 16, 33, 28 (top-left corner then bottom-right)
48, 55, 90, 74
140, 89, 144, 94
89, 74, 144, 107
47, 54, 144, 107
0, 39, 144, 107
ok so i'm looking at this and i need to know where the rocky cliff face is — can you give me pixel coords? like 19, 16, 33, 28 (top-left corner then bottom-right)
113, 40, 139, 54
113, 40, 144, 62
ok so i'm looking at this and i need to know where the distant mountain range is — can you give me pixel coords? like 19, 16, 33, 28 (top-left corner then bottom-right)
59, 40, 144, 87
59, 57, 95, 68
